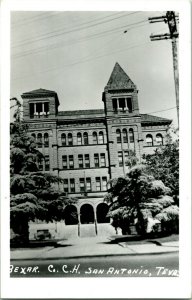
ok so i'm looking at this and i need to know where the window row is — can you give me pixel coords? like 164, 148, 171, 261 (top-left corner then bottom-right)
62, 153, 106, 169
31, 133, 49, 148
146, 133, 163, 146
118, 151, 130, 167
61, 131, 105, 146
63, 177, 108, 193
37, 155, 50, 171
116, 128, 134, 144
30, 102, 49, 118
112, 97, 132, 113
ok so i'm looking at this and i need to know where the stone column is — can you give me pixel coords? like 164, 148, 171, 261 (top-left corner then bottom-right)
77, 207, 81, 237
94, 207, 98, 235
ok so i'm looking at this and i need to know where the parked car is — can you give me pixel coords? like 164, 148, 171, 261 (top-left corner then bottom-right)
34, 229, 54, 240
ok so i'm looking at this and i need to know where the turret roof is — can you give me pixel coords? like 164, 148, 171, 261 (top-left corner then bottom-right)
106, 62, 135, 90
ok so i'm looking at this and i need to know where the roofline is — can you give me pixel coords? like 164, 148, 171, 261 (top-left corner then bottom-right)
21, 91, 60, 106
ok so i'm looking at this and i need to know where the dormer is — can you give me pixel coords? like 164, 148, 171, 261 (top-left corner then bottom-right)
21, 88, 60, 120
102, 63, 139, 116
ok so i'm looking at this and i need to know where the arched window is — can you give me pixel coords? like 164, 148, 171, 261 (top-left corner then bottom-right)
129, 128, 134, 143
92, 132, 98, 144
116, 129, 121, 144
77, 132, 82, 145
64, 205, 78, 225
83, 132, 88, 145
146, 134, 153, 146
68, 133, 73, 146
61, 133, 66, 146
156, 133, 163, 145
37, 133, 42, 148
31, 133, 36, 141
98, 131, 104, 144
122, 128, 128, 143
44, 133, 49, 148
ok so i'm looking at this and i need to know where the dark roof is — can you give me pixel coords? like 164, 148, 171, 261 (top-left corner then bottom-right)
58, 109, 104, 116
106, 62, 135, 90
141, 114, 172, 124
58, 109, 171, 124
21, 88, 60, 106
22, 88, 57, 95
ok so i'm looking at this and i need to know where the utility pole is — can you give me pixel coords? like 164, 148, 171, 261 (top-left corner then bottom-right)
149, 11, 179, 127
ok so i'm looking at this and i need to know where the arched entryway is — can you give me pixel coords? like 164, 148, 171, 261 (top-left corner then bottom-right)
96, 203, 110, 223
64, 205, 78, 225
80, 204, 94, 224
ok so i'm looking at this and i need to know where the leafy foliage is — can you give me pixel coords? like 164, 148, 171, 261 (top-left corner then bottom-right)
143, 129, 179, 204
10, 112, 76, 242
105, 165, 179, 235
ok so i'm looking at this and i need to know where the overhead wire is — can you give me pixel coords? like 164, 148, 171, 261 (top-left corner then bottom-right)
142, 107, 176, 115
12, 20, 149, 60
12, 12, 143, 48
11, 12, 51, 25
12, 41, 150, 81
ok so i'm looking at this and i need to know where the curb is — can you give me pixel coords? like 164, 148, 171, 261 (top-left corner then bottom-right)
10, 249, 179, 261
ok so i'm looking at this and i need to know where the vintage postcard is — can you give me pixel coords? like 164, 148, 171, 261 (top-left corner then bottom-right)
0, 0, 191, 298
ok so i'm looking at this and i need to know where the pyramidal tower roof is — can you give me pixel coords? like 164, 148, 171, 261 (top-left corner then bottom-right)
106, 62, 135, 90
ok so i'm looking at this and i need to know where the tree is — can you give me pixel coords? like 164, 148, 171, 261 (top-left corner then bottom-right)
143, 128, 179, 205
104, 165, 179, 235
10, 100, 76, 243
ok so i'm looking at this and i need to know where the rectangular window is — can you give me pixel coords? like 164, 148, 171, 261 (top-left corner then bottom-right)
78, 154, 83, 168
100, 153, 106, 167
44, 102, 49, 117
64, 179, 68, 193
94, 154, 99, 168
126, 98, 132, 113
69, 155, 74, 169
96, 177, 101, 191
102, 177, 107, 191
112, 98, 118, 112
86, 178, 91, 192
119, 98, 126, 112
70, 178, 75, 193
29, 103, 34, 118
79, 178, 85, 192
118, 151, 123, 167
38, 158, 43, 171
45, 155, 50, 171
124, 151, 129, 166
84, 154, 90, 168
62, 155, 67, 169
36, 103, 43, 117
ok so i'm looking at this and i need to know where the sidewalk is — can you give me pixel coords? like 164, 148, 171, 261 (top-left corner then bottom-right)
10, 236, 179, 261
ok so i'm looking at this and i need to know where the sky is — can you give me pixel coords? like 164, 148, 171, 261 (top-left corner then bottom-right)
11, 11, 178, 125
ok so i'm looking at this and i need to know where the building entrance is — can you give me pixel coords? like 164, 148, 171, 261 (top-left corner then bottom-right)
80, 204, 94, 224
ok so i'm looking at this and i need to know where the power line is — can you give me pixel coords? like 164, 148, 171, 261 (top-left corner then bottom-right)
148, 11, 179, 127
142, 106, 176, 115
12, 12, 143, 48
12, 21, 148, 60
12, 41, 150, 81
11, 12, 50, 25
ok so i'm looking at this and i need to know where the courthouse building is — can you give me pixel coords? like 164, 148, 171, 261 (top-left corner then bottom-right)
22, 63, 172, 237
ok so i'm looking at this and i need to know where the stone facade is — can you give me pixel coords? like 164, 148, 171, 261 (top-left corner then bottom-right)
22, 63, 172, 237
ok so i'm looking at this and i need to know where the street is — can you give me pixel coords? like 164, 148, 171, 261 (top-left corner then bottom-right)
10, 252, 179, 277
